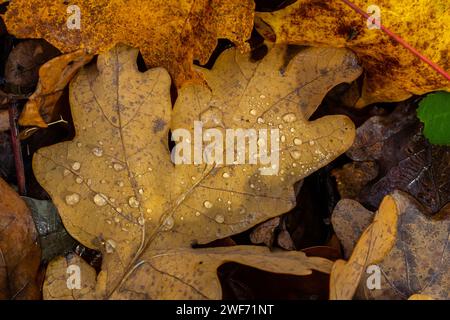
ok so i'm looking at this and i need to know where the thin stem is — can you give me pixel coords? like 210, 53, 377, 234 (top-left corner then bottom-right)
8, 101, 26, 195
340, 0, 450, 81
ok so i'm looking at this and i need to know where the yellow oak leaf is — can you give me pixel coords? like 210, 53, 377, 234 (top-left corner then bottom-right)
256, 0, 450, 107
34, 44, 361, 299
3, 0, 254, 86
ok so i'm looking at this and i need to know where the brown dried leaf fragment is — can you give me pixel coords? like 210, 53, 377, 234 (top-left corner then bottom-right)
19, 50, 93, 128
0, 177, 41, 299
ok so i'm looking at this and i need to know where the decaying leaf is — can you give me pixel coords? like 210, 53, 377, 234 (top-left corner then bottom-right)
256, 0, 450, 106
332, 191, 449, 300
33, 44, 360, 299
330, 195, 398, 300
331, 199, 374, 259
19, 50, 93, 128
3, 0, 255, 86
250, 217, 280, 247
331, 161, 378, 200
347, 102, 450, 213
0, 177, 41, 299
4, 39, 60, 91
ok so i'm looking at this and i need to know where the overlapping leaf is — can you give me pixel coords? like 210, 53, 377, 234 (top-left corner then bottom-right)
3, 0, 255, 86
256, 0, 450, 106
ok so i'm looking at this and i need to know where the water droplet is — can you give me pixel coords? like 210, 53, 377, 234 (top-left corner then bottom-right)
290, 150, 301, 160
93, 193, 107, 206
76, 142, 82, 148
215, 214, 225, 224
138, 216, 145, 225
282, 113, 296, 123
105, 239, 116, 253
259, 94, 266, 99
128, 196, 139, 208
92, 147, 103, 157
146, 208, 152, 213
100, 179, 106, 184
162, 216, 174, 231
65, 193, 80, 206
72, 162, 81, 171
114, 217, 120, 223
113, 163, 124, 171
117, 181, 124, 187
294, 138, 302, 145
309, 140, 315, 146
250, 184, 255, 189
249, 109, 257, 116
257, 117, 265, 124
195, 211, 201, 217
281, 135, 286, 143
203, 201, 213, 209
63, 169, 71, 177
222, 172, 230, 179
75, 177, 83, 184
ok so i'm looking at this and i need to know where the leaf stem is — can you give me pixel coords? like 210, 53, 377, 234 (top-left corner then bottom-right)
340, 0, 450, 82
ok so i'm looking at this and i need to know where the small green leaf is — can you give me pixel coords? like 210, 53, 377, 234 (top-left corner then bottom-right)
417, 92, 450, 146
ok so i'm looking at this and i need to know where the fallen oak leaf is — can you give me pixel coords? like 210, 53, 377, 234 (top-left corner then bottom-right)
331, 191, 450, 300
0, 177, 41, 299
256, 0, 450, 107
329, 195, 398, 300
3, 0, 254, 87
33, 44, 361, 299
46, 246, 332, 300
19, 50, 93, 128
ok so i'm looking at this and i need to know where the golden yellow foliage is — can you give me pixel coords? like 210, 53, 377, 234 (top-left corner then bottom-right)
3, 0, 254, 86
256, 0, 450, 107
34, 44, 361, 299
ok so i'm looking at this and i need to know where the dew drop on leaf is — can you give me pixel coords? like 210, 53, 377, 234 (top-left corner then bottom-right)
93, 193, 108, 206
203, 200, 213, 209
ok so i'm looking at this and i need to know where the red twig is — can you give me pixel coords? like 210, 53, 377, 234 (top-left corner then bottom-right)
340, 0, 450, 82
8, 102, 27, 195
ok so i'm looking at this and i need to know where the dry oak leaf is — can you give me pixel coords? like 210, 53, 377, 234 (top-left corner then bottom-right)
19, 50, 93, 128
330, 194, 398, 300
34, 44, 361, 299
0, 177, 41, 299
3, 0, 254, 87
256, 0, 450, 107
331, 191, 450, 300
